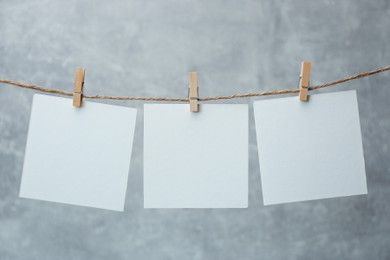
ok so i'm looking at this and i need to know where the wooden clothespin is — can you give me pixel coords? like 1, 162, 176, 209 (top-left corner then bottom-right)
73, 67, 85, 107
298, 61, 311, 101
189, 72, 199, 112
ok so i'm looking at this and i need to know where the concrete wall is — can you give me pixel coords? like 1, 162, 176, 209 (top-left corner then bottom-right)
0, 0, 389, 259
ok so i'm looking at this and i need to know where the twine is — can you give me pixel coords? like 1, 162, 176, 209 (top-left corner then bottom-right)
0, 66, 389, 102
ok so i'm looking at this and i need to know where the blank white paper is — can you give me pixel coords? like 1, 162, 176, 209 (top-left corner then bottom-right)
253, 90, 367, 205
144, 104, 248, 208
20, 94, 137, 211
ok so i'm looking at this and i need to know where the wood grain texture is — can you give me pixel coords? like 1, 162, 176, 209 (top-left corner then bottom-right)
189, 72, 199, 112
73, 67, 85, 107
299, 61, 311, 101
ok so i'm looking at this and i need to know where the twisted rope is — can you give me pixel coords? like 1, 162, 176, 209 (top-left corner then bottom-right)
1, 66, 389, 102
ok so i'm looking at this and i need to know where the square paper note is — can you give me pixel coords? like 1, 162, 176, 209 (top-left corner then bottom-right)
254, 90, 367, 205
20, 94, 137, 211
144, 104, 248, 208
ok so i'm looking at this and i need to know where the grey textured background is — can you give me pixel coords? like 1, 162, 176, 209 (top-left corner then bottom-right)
0, 0, 390, 259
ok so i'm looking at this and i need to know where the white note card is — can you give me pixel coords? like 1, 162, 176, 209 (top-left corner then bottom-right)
20, 94, 137, 211
253, 90, 367, 205
144, 104, 248, 208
